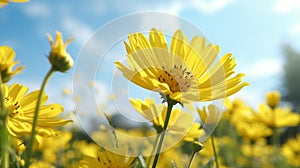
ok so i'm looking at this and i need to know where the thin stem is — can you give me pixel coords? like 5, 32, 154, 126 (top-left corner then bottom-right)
187, 152, 197, 168
147, 135, 160, 167
0, 75, 9, 168
24, 68, 55, 168
272, 127, 280, 162
151, 101, 175, 168
211, 135, 219, 168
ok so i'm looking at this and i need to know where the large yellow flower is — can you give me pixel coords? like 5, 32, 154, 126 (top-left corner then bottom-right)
0, 0, 28, 8
130, 98, 203, 141
115, 28, 249, 103
1, 84, 72, 138
0, 46, 24, 83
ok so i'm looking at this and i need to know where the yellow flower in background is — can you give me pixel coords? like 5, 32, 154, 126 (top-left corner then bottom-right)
0, 0, 28, 8
35, 131, 72, 164
241, 139, 272, 158
47, 31, 74, 72
1, 83, 72, 138
223, 98, 255, 125
79, 147, 137, 168
197, 104, 222, 124
115, 28, 249, 103
0, 46, 24, 83
255, 104, 300, 128
266, 91, 280, 108
236, 122, 272, 141
130, 98, 203, 140
282, 134, 300, 167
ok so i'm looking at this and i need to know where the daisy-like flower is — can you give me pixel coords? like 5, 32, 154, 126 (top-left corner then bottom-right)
1, 83, 72, 138
0, 0, 28, 8
0, 46, 24, 83
236, 122, 272, 141
115, 28, 249, 103
254, 104, 300, 128
130, 98, 204, 141
79, 147, 137, 168
47, 31, 74, 72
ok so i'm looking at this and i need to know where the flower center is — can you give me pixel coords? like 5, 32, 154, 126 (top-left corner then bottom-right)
4, 97, 22, 118
158, 64, 194, 92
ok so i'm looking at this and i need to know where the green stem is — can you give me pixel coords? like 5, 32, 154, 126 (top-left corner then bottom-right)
272, 127, 280, 162
151, 100, 175, 168
211, 135, 219, 168
24, 68, 55, 168
0, 75, 9, 168
147, 135, 160, 167
187, 152, 197, 168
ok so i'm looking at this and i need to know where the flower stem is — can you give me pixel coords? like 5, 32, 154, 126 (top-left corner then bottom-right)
0, 76, 9, 168
211, 135, 219, 168
24, 67, 55, 168
147, 135, 159, 167
151, 100, 175, 168
187, 152, 197, 168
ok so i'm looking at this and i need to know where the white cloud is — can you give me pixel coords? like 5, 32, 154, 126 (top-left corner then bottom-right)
245, 58, 283, 79
274, 0, 300, 14
289, 23, 300, 35
23, 2, 50, 18
152, 0, 234, 15
190, 0, 235, 14
61, 17, 94, 46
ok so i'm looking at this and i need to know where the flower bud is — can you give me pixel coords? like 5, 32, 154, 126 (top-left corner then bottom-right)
47, 31, 74, 72
266, 91, 281, 108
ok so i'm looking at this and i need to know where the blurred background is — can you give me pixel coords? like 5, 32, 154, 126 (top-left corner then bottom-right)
1, 0, 300, 114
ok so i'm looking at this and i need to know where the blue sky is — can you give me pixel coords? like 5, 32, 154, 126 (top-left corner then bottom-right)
1, 0, 300, 114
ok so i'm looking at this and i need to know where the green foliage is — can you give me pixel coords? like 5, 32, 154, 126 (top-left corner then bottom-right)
282, 44, 300, 111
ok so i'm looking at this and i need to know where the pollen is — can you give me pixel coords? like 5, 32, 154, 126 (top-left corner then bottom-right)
158, 64, 194, 92
4, 97, 23, 117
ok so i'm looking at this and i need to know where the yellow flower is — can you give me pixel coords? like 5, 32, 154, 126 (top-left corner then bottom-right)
241, 139, 272, 158
79, 146, 136, 168
35, 131, 72, 164
265, 91, 280, 108
115, 28, 249, 103
47, 31, 74, 72
1, 83, 72, 138
236, 122, 272, 141
282, 134, 300, 167
0, 0, 28, 8
130, 98, 203, 141
0, 46, 24, 83
197, 104, 222, 124
255, 104, 300, 128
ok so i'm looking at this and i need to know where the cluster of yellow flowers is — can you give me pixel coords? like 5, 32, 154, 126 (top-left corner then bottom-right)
0, 31, 74, 167
1, 2, 300, 168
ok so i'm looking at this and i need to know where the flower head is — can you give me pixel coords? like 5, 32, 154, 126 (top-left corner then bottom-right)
254, 104, 300, 128
0, 46, 24, 83
115, 28, 249, 103
1, 84, 72, 138
265, 91, 280, 108
47, 31, 74, 72
130, 98, 204, 141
